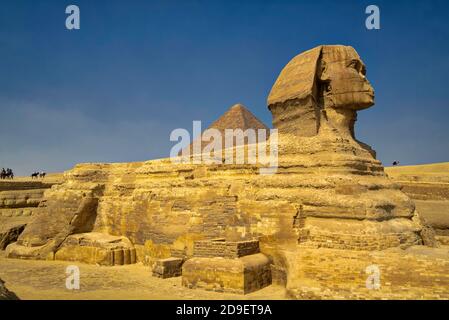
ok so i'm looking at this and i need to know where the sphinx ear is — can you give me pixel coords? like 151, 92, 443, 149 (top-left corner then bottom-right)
317, 58, 329, 82
315, 56, 332, 101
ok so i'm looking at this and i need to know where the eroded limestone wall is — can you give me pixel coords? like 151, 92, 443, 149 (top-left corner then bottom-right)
8, 132, 428, 262
283, 246, 449, 299
0, 179, 61, 251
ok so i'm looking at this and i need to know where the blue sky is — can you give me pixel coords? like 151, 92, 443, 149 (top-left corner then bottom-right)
1, 0, 448, 175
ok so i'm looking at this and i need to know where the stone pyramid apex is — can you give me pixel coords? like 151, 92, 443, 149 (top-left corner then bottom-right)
180, 103, 269, 155
208, 103, 269, 132
229, 103, 246, 110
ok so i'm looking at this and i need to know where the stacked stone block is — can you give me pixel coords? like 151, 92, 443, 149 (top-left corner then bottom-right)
148, 257, 184, 278
193, 238, 259, 258
182, 239, 271, 294
53, 232, 136, 266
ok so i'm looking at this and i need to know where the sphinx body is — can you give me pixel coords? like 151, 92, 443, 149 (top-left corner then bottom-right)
6, 45, 447, 298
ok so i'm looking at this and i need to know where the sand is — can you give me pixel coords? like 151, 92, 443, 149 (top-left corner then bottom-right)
0, 252, 288, 300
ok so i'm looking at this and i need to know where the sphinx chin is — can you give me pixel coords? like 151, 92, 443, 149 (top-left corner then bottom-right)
354, 92, 375, 110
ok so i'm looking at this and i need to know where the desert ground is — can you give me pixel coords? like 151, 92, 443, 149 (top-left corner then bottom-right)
385, 162, 449, 183
385, 162, 449, 244
0, 251, 287, 300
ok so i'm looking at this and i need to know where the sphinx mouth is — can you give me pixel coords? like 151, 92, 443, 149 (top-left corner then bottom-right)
331, 90, 374, 96
362, 90, 375, 98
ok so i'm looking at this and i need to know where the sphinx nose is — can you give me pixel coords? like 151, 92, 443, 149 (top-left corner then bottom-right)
363, 80, 374, 92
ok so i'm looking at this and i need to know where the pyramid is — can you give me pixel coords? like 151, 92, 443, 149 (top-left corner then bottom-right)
208, 103, 269, 132
181, 103, 269, 155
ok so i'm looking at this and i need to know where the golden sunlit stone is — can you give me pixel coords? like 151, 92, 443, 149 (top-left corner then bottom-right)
2, 45, 448, 299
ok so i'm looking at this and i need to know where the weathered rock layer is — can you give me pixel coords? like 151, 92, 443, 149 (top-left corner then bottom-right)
0, 179, 61, 252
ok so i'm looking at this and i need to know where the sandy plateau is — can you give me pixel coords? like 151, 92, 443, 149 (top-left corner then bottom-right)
0, 251, 287, 300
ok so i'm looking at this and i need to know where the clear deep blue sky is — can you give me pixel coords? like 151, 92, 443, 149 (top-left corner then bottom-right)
1, 0, 448, 175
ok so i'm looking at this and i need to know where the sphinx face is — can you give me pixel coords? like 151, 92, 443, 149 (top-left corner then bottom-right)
319, 46, 374, 110
267, 45, 375, 139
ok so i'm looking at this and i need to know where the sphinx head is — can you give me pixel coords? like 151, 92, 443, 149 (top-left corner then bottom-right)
318, 45, 374, 110
268, 45, 374, 138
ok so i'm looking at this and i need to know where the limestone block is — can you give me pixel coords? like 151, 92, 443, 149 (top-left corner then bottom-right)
148, 257, 184, 278
182, 253, 272, 294
53, 232, 136, 266
0, 189, 46, 209
55, 245, 114, 266
0, 180, 59, 192
0, 208, 35, 217
193, 238, 260, 259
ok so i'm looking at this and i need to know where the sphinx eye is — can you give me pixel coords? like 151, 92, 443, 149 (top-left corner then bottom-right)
348, 60, 359, 69
361, 65, 366, 76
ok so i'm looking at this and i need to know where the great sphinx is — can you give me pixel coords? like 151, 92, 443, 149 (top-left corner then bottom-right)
6, 45, 446, 298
